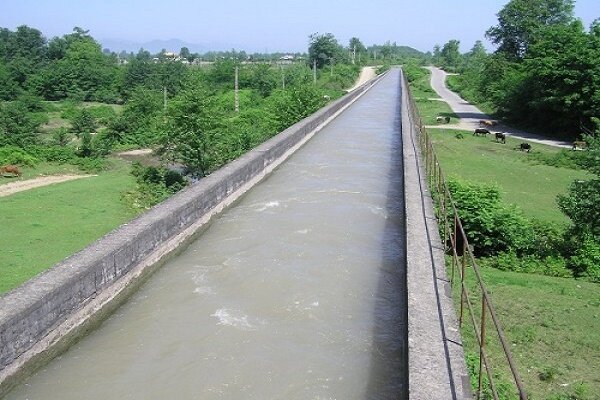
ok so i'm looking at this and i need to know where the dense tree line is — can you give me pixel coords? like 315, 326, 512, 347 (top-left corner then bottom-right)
1, 27, 385, 206
434, 0, 599, 137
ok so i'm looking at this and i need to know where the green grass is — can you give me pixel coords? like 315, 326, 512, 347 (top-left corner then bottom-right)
427, 128, 591, 225
453, 266, 600, 399
0, 159, 138, 294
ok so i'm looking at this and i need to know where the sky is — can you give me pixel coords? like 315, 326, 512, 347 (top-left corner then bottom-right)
1, 0, 599, 53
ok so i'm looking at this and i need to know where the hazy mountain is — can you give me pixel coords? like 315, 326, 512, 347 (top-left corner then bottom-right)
100, 38, 244, 54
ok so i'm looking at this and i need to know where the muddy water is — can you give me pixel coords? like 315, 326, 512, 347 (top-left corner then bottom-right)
5, 70, 406, 399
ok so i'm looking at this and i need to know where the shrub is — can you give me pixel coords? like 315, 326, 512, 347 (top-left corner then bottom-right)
125, 162, 187, 209
480, 252, 572, 278
71, 109, 97, 134
447, 178, 535, 256
568, 236, 600, 283
0, 146, 39, 166
51, 127, 71, 146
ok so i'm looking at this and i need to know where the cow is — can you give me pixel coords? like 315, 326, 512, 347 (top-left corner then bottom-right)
495, 132, 506, 144
444, 116, 451, 123
0, 165, 21, 177
572, 140, 587, 150
473, 128, 490, 136
519, 143, 532, 153
436, 116, 444, 123
479, 119, 498, 127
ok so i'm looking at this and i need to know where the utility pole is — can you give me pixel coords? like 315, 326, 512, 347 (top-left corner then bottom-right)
234, 66, 239, 113
313, 59, 317, 85
330, 58, 333, 77
352, 45, 356, 65
163, 86, 167, 111
280, 65, 285, 90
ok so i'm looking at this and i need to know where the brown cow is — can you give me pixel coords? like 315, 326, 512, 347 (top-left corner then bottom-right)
0, 165, 21, 177
479, 119, 498, 127
572, 140, 587, 150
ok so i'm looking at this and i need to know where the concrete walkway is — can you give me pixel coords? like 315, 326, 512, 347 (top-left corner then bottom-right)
401, 69, 471, 399
426, 66, 571, 149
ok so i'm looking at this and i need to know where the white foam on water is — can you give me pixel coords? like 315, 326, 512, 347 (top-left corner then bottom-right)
211, 309, 259, 331
256, 201, 280, 212
296, 228, 310, 234
193, 286, 214, 295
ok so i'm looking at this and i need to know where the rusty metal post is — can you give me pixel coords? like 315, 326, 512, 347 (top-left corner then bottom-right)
450, 213, 458, 286
459, 239, 467, 327
478, 298, 488, 398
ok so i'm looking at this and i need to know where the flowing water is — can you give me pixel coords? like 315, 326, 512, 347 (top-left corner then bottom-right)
5, 70, 407, 399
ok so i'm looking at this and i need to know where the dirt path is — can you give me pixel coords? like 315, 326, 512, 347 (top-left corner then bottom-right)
426, 66, 572, 149
0, 175, 94, 197
347, 66, 377, 92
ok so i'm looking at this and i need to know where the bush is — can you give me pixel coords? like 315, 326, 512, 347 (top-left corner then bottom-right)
568, 236, 600, 283
51, 127, 71, 146
0, 146, 39, 166
480, 252, 572, 278
125, 162, 187, 209
71, 109, 97, 134
447, 178, 535, 256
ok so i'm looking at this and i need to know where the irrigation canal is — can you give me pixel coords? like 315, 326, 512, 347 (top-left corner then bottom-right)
5, 70, 408, 399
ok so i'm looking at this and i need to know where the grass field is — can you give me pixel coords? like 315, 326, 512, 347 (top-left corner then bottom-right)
455, 266, 600, 400
427, 128, 591, 225
0, 159, 138, 294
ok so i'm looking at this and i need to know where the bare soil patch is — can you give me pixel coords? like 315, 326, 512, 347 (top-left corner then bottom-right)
0, 175, 94, 197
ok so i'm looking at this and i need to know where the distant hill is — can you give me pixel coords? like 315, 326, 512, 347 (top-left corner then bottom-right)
100, 38, 242, 54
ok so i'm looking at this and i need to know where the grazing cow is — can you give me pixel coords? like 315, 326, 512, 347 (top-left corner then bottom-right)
473, 128, 490, 136
436, 116, 444, 123
0, 165, 21, 177
519, 143, 532, 153
444, 116, 451, 123
572, 140, 587, 150
495, 132, 506, 144
479, 119, 498, 127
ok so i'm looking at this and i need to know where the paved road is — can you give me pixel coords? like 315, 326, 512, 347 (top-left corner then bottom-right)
426, 66, 572, 149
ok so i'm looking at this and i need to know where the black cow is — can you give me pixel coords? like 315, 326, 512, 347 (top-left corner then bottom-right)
519, 143, 532, 153
473, 128, 490, 136
495, 132, 506, 144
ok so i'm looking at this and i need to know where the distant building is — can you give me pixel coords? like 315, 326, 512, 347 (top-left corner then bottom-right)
277, 55, 295, 65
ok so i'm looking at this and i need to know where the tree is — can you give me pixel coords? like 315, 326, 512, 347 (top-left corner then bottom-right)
157, 87, 221, 176
180, 47, 193, 62
486, 0, 575, 59
432, 44, 442, 65
308, 33, 343, 69
0, 100, 41, 147
440, 39, 462, 71
34, 29, 120, 101
520, 20, 600, 131
348, 37, 366, 64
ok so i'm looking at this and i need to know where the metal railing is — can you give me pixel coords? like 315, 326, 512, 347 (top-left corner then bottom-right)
403, 73, 527, 400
